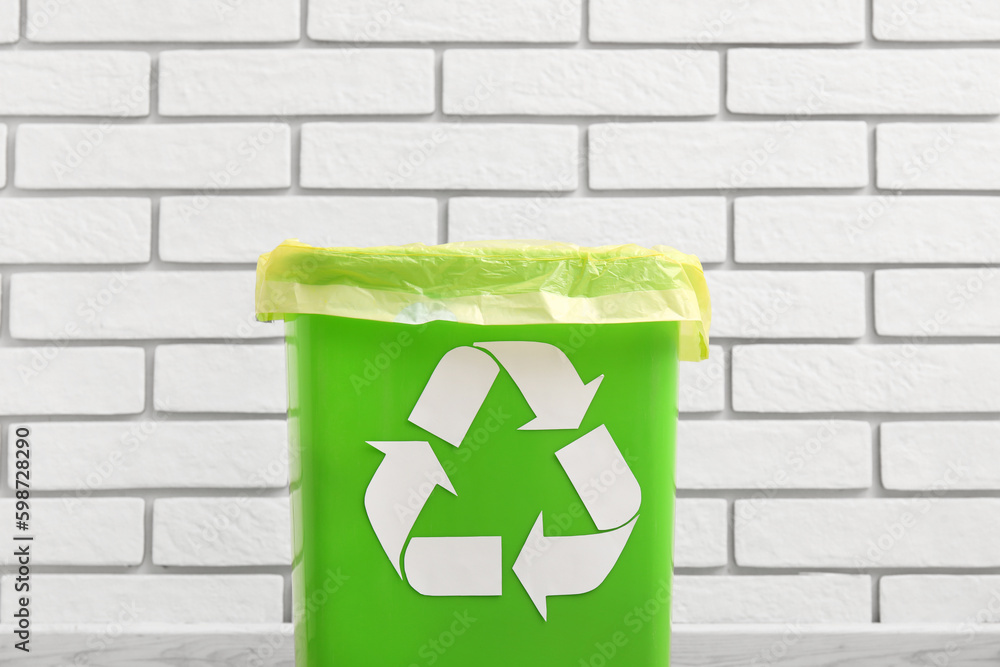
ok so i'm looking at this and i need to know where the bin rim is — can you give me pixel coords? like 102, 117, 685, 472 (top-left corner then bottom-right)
256, 239, 711, 361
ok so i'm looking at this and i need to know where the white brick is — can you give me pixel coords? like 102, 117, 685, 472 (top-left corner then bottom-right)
301, 123, 578, 190
736, 499, 1000, 568
153, 497, 291, 566
0, 125, 6, 186
590, 122, 868, 190
160, 50, 434, 116
448, 197, 727, 263
733, 345, 1000, 413
677, 420, 871, 489
874, 0, 1000, 41
729, 49, 1000, 115
876, 269, 1000, 336
674, 575, 871, 623
15, 123, 291, 190
0, 52, 149, 116
881, 576, 1000, 623
25, 0, 299, 42
707, 271, 866, 338
735, 196, 1000, 264
160, 196, 438, 263
8, 421, 288, 490
10, 271, 272, 341
882, 422, 1000, 491
153, 345, 286, 413
0, 198, 150, 264
590, 0, 865, 43
0, 0, 16, 43
679, 345, 725, 413
675, 498, 728, 568
0, 574, 283, 624
0, 499, 143, 565
0, 347, 144, 415
308, 0, 580, 42
443, 50, 718, 116
877, 124, 1000, 191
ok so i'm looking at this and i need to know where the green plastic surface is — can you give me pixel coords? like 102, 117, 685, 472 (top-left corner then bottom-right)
285, 314, 680, 667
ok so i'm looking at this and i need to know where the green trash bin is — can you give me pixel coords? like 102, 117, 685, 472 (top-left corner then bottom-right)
256, 240, 711, 667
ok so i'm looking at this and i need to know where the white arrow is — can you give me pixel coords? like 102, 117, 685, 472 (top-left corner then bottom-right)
409, 346, 499, 446
556, 425, 641, 530
475, 341, 602, 430
364, 441, 456, 577
513, 513, 638, 620
404, 536, 503, 596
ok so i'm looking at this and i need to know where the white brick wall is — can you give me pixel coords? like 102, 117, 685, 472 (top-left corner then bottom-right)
876, 124, 1000, 190
677, 421, 871, 489
728, 49, 1000, 115
706, 271, 866, 338
159, 50, 435, 117
9, 421, 288, 490
0, 347, 145, 415
16, 123, 292, 190
881, 422, 1000, 491
443, 50, 719, 116
880, 576, 1000, 623
0, 574, 284, 623
152, 497, 292, 566
1, 0, 997, 641
0, 0, 17, 44
0, 198, 151, 263
674, 499, 728, 568
307, 0, 581, 42
736, 499, 1000, 568
873, 0, 1000, 41
10, 271, 269, 340
0, 124, 6, 186
875, 269, 1000, 336
24, 0, 301, 42
673, 574, 872, 623
735, 196, 1000, 264
160, 196, 439, 263
0, 499, 144, 565
153, 345, 286, 413
0, 52, 150, 116
300, 123, 579, 190
590, 0, 865, 43
589, 122, 869, 189
449, 197, 727, 262
732, 345, 1000, 412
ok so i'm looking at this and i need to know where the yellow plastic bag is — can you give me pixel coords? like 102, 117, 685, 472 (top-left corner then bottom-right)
256, 240, 711, 361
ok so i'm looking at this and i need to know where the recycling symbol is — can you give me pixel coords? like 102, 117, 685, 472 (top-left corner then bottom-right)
364, 341, 641, 620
